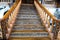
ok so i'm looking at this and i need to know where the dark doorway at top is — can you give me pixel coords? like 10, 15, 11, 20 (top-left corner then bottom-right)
22, 0, 34, 4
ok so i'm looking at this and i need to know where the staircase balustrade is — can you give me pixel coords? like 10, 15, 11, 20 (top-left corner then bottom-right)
34, 0, 60, 40
0, 0, 21, 39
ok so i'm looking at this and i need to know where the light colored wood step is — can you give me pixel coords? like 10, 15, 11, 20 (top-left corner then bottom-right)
14, 24, 43, 27
15, 20, 41, 24
12, 25, 46, 32
10, 37, 51, 40
16, 17, 40, 20
13, 25, 45, 30
20, 8, 35, 10
20, 10, 36, 13
12, 26, 47, 32
17, 15, 39, 19
11, 32, 49, 38
18, 11, 37, 15
12, 30, 46, 32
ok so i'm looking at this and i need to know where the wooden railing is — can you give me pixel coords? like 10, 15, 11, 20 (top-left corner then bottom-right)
0, 0, 22, 39
34, 0, 60, 40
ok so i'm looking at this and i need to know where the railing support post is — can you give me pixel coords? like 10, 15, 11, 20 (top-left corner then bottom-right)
1, 20, 7, 40
52, 22, 60, 40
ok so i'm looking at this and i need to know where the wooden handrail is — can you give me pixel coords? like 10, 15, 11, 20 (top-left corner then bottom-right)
6, 0, 22, 39
34, 0, 60, 40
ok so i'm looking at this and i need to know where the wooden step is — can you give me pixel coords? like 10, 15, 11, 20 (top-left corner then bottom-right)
20, 8, 35, 10
14, 24, 42, 26
18, 11, 37, 14
17, 15, 40, 20
17, 17, 40, 20
17, 15, 39, 18
11, 32, 49, 38
20, 10, 36, 12
21, 4, 34, 8
20, 4, 35, 9
12, 25, 46, 32
13, 25, 45, 30
12, 30, 46, 32
10, 37, 51, 40
15, 20, 41, 24
20, 4, 35, 7
19, 4, 36, 12
13, 24, 44, 27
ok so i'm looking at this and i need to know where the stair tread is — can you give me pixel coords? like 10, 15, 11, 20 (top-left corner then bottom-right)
12, 30, 46, 32
18, 12, 37, 14
13, 25, 45, 29
13, 27, 45, 30
10, 37, 50, 40
13, 27, 45, 32
11, 32, 49, 37
15, 20, 41, 24
14, 24, 42, 26
17, 15, 39, 19
13, 25, 44, 31
16, 17, 40, 20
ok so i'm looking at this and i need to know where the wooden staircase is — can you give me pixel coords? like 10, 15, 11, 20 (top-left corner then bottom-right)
0, 0, 59, 40
9, 4, 51, 40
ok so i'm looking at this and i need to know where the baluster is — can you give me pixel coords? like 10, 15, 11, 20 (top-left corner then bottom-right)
50, 18, 52, 29
55, 22, 60, 40
0, 20, 3, 39
58, 29, 60, 40
48, 16, 50, 28
49, 18, 53, 40
44, 13, 47, 24
44, 12, 46, 23
52, 21, 57, 40
45, 14, 48, 27
1, 20, 8, 39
